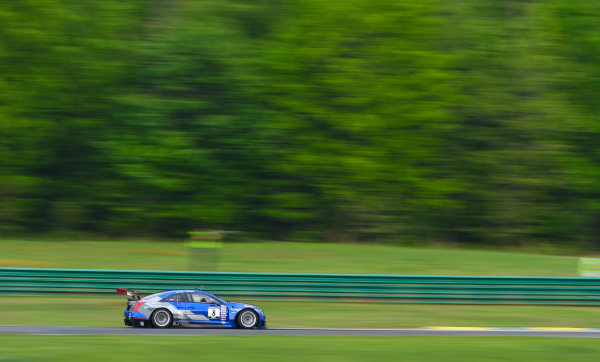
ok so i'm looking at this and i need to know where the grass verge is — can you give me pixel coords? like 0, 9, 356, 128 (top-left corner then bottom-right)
0, 335, 599, 361
2, 296, 600, 329
0, 239, 578, 275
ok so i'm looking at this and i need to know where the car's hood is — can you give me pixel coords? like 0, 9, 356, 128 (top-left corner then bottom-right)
227, 302, 255, 309
226, 302, 261, 312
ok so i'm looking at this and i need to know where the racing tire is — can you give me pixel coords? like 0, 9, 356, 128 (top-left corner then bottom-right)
236, 309, 259, 329
150, 309, 173, 328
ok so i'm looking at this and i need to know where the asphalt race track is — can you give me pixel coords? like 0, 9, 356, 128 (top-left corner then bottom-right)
2, 326, 600, 338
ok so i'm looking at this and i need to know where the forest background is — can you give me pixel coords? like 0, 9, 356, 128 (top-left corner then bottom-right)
2, 0, 600, 250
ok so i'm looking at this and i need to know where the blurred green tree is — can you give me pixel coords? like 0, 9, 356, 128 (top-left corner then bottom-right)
1, 0, 600, 249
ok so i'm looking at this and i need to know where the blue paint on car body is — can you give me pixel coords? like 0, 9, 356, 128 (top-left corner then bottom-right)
120, 289, 266, 329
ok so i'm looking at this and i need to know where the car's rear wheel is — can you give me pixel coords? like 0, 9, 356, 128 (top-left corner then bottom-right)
236, 309, 258, 328
151, 309, 173, 328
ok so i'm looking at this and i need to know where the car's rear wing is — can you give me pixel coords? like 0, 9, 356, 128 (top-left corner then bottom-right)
116, 288, 141, 300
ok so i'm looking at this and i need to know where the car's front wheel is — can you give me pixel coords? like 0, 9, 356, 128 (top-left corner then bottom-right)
151, 309, 173, 328
236, 309, 259, 328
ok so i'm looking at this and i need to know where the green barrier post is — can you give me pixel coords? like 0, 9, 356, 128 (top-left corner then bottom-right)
579, 258, 600, 277
186, 230, 238, 271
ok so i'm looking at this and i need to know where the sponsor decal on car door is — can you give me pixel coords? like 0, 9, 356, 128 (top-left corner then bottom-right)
186, 292, 222, 323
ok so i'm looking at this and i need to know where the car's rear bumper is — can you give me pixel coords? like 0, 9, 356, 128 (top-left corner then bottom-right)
125, 311, 148, 319
124, 311, 150, 327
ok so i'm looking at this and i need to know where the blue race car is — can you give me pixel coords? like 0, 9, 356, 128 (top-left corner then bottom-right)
118, 288, 266, 329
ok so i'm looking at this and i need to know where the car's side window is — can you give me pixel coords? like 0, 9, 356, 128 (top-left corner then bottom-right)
163, 292, 187, 302
190, 293, 217, 304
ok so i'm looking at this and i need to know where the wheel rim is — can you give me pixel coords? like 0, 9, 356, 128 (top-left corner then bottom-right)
154, 310, 170, 327
240, 311, 257, 327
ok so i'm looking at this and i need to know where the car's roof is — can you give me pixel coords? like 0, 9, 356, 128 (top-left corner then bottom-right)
141, 289, 216, 300
161, 289, 216, 296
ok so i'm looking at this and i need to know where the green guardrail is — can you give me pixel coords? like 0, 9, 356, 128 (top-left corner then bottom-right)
2, 268, 600, 305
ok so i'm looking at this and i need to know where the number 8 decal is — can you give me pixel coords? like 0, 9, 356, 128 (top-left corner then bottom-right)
208, 306, 219, 319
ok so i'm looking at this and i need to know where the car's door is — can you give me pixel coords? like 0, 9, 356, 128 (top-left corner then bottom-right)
186, 292, 224, 323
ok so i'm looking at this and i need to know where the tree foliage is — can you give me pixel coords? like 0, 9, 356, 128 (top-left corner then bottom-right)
1, 0, 600, 248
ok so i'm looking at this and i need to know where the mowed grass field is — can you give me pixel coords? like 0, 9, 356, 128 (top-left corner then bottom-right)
2, 296, 600, 328
1, 335, 600, 362
0, 239, 579, 275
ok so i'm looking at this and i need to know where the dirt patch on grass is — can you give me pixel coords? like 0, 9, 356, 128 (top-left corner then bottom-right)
2, 245, 66, 251
111, 248, 189, 256
234, 252, 335, 259
0, 259, 53, 266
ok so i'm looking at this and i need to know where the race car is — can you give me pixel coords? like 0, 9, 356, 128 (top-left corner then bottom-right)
118, 288, 266, 329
